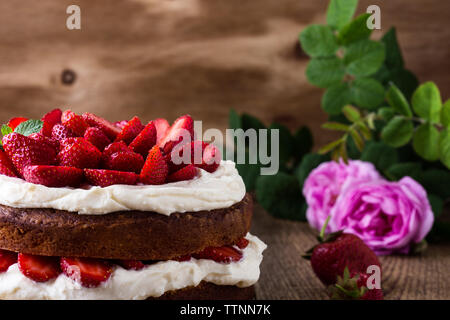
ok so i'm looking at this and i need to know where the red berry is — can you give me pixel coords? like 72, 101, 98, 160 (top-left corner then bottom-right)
84, 169, 138, 187
23, 165, 84, 187
7, 117, 28, 131
153, 118, 170, 144
167, 164, 198, 183
84, 127, 111, 151
193, 246, 243, 264
41, 109, 62, 137
52, 124, 76, 141
129, 121, 157, 157
2, 132, 57, 175
140, 145, 168, 185
18, 253, 61, 282
0, 150, 18, 177
58, 138, 101, 169
198, 143, 221, 173
29, 132, 60, 150
82, 113, 121, 140
235, 238, 250, 249
60, 257, 112, 288
102, 141, 130, 159
61, 110, 89, 136
114, 120, 128, 129
0, 249, 17, 273
158, 115, 194, 154
116, 260, 145, 271
104, 151, 144, 173
115, 116, 144, 145
173, 255, 192, 262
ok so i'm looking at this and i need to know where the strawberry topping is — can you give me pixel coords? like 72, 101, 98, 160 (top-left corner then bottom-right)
0, 150, 18, 177
140, 145, 168, 185
58, 138, 101, 169
41, 109, 62, 137
82, 113, 121, 140
7, 117, 28, 131
153, 118, 170, 144
158, 115, 194, 154
52, 124, 76, 141
18, 253, 61, 282
23, 165, 84, 187
104, 151, 144, 174
115, 116, 144, 145
84, 169, 138, 187
60, 257, 112, 288
84, 127, 111, 151
235, 238, 250, 249
129, 121, 157, 157
167, 164, 198, 183
193, 246, 243, 264
116, 260, 145, 271
0, 249, 17, 273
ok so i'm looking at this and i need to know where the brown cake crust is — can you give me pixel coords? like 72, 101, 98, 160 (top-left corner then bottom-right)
0, 193, 252, 260
148, 282, 255, 300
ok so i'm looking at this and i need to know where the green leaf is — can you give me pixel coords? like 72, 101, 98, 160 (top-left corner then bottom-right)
326, 0, 358, 30
268, 123, 294, 165
418, 169, 450, 199
412, 82, 442, 123
1, 125, 12, 136
386, 162, 422, 181
349, 129, 364, 151
321, 82, 351, 115
361, 141, 399, 172
229, 109, 242, 130
428, 194, 443, 218
293, 126, 313, 161
378, 107, 396, 122
342, 105, 361, 122
413, 123, 440, 161
388, 68, 419, 100
439, 127, 450, 169
381, 117, 414, 147
441, 99, 450, 127
295, 153, 330, 189
338, 13, 372, 45
350, 78, 385, 109
386, 83, 412, 117
321, 122, 350, 131
14, 119, 43, 137
344, 40, 385, 77
299, 25, 338, 58
255, 172, 306, 221
306, 57, 345, 88
235, 162, 262, 192
381, 27, 404, 69
318, 138, 343, 155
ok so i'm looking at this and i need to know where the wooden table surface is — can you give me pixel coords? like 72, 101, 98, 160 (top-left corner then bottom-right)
251, 204, 450, 300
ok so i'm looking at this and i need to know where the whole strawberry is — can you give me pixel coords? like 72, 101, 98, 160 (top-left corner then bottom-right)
304, 217, 382, 300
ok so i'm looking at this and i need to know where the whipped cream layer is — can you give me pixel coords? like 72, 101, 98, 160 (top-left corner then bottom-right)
0, 160, 245, 215
0, 234, 266, 300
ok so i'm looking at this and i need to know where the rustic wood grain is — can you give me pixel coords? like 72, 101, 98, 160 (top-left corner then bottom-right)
252, 204, 450, 300
0, 0, 449, 148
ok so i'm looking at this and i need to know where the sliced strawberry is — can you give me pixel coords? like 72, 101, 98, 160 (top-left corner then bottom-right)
85, 169, 138, 187
18, 253, 61, 282
168, 140, 207, 172
58, 139, 101, 169
61, 110, 89, 136
84, 127, 111, 151
102, 141, 130, 159
41, 109, 62, 137
153, 118, 170, 144
173, 255, 192, 262
0, 150, 18, 177
114, 120, 128, 129
235, 238, 250, 249
82, 113, 121, 140
29, 132, 60, 150
198, 143, 221, 173
52, 124, 76, 141
129, 121, 157, 157
2, 132, 57, 175
115, 116, 144, 145
7, 117, 28, 131
158, 115, 194, 154
167, 164, 198, 183
193, 246, 243, 264
60, 257, 112, 288
104, 151, 144, 173
140, 145, 168, 185
116, 260, 145, 271
0, 249, 17, 272
23, 165, 84, 187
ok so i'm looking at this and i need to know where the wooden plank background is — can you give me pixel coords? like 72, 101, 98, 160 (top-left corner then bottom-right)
0, 0, 449, 147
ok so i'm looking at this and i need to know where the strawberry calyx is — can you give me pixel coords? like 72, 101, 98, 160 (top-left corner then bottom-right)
303, 216, 344, 260
328, 267, 368, 300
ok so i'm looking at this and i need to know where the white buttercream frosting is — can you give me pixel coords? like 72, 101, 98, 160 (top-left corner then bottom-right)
0, 234, 266, 300
0, 160, 245, 215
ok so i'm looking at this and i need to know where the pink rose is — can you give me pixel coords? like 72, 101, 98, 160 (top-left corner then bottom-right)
303, 160, 381, 232
330, 177, 434, 255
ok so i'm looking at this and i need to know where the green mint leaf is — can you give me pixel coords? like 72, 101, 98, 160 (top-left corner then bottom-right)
386, 83, 412, 117
381, 27, 404, 69
299, 25, 338, 58
412, 82, 442, 123
1, 124, 13, 136
321, 82, 351, 115
306, 57, 345, 88
293, 126, 313, 161
386, 162, 422, 181
344, 39, 385, 77
378, 107, 396, 122
338, 13, 372, 45
14, 119, 43, 136
428, 194, 443, 218
439, 128, 450, 169
255, 172, 306, 221
326, 0, 358, 30
322, 122, 350, 131
229, 109, 242, 130
440, 99, 450, 127
268, 123, 294, 165
361, 141, 399, 172
381, 116, 414, 147
350, 78, 385, 109
295, 153, 330, 189
412, 123, 440, 161
418, 169, 450, 199
342, 105, 361, 122
388, 68, 419, 100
